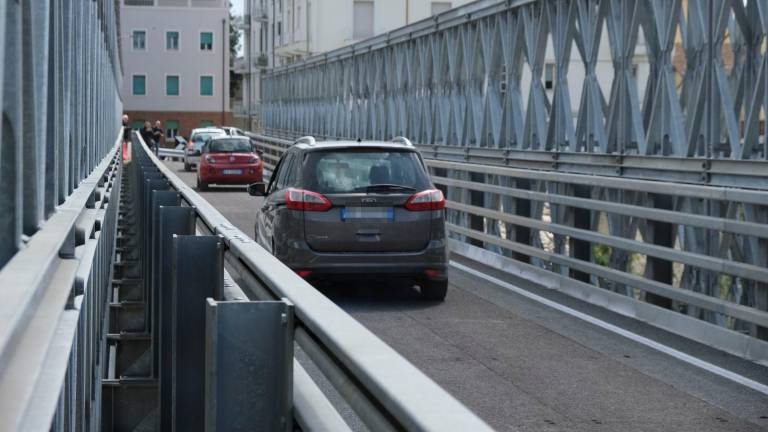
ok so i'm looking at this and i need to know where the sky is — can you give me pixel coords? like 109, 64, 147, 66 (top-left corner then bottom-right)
231, 0, 244, 16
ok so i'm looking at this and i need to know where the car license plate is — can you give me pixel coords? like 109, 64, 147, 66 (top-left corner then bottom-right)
341, 207, 394, 222
222, 169, 242, 175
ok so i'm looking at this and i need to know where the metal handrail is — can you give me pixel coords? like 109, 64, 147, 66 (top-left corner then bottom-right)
0, 137, 122, 430
134, 134, 492, 431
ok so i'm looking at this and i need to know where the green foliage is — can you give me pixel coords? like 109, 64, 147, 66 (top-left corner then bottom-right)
593, 244, 611, 267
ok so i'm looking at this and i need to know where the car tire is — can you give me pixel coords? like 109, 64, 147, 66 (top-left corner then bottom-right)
184, 162, 191, 172
197, 176, 208, 191
420, 279, 447, 301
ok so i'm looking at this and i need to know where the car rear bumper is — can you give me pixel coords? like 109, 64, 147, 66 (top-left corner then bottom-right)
199, 164, 263, 184
279, 239, 448, 281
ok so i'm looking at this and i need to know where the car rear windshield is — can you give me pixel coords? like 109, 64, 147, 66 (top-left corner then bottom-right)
192, 132, 221, 143
302, 149, 431, 194
209, 139, 252, 153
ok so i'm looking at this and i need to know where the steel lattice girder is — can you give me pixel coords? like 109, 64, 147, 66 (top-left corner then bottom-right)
262, 0, 768, 162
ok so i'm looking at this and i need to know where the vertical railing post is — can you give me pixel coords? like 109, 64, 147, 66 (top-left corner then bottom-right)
168, 235, 224, 431
155, 206, 196, 430
205, 299, 294, 432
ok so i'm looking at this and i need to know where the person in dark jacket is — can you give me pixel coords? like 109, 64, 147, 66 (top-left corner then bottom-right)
121, 114, 132, 161
152, 121, 164, 151
140, 121, 157, 153
122, 114, 132, 143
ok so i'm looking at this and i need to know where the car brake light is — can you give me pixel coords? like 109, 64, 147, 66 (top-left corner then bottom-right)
286, 188, 332, 212
405, 189, 445, 211
297, 269, 313, 278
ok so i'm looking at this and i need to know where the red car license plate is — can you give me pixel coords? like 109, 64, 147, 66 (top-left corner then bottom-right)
222, 169, 243, 175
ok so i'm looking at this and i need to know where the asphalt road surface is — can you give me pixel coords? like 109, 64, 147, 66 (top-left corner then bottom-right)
164, 159, 768, 432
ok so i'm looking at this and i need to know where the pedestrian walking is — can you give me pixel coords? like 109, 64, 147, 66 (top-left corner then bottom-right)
153, 120, 164, 152
141, 121, 157, 154
121, 114, 132, 162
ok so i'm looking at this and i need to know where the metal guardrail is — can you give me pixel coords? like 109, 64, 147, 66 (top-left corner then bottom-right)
0, 138, 122, 431
250, 133, 768, 366
0, 0, 123, 429
133, 134, 493, 430
157, 147, 185, 159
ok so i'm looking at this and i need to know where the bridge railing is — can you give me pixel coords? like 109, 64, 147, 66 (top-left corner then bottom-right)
0, 138, 122, 431
251, 132, 768, 366
134, 135, 493, 431
0, 0, 123, 429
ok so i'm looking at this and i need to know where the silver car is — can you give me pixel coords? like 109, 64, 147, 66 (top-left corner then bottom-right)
248, 137, 448, 300
184, 127, 225, 171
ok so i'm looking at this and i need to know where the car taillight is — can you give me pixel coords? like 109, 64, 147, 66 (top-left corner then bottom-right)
249, 155, 259, 164
205, 155, 216, 163
405, 189, 445, 211
285, 188, 332, 212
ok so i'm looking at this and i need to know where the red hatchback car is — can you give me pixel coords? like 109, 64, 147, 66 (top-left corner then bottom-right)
196, 136, 263, 190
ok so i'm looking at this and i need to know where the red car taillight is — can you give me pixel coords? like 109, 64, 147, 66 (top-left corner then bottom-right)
405, 189, 445, 211
285, 188, 332, 212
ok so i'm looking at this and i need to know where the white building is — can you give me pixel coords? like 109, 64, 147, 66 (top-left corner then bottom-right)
237, 0, 473, 130
120, 0, 231, 141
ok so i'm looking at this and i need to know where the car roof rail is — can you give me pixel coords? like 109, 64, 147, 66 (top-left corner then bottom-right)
392, 136, 413, 146
295, 136, 317, 146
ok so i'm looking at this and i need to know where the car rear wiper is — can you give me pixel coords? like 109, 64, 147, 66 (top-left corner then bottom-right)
357, 184, 416, 193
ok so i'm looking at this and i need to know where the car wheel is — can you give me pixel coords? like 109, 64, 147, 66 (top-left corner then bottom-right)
184, 162, 191, 171
420, 279, 447, 301
197, 176, 208, 191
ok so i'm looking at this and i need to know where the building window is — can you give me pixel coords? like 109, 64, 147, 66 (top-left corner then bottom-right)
200, 76, 214, 96
165, 120, 179, 139
544, 63, 555, 90
132, 30, 146, 50
200, 32, 213, 51
166, 75, 179, 96
131, 120, 145, 130
431, 2, 451, 15
166, 31, 179, 50
199, 120, 214, 128
132, 75, 146, 95
353, 1, 374, 40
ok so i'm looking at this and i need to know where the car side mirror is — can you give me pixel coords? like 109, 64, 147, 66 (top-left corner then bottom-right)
248, 182, 267, 197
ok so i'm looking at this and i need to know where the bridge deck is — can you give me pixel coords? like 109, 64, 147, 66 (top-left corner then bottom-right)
162, 159, 768, 432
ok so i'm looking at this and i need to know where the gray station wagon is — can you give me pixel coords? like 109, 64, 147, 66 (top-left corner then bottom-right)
248, 136, 448, 300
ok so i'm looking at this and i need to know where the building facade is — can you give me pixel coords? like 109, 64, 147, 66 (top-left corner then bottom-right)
120, 0, 231, 142
237, 0, 474, 130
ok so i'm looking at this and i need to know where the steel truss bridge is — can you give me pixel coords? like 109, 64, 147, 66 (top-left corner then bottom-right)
0, 0, 767, 431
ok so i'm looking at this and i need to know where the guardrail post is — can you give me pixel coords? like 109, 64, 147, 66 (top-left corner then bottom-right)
204, 299, 294, 432
166, 235, 224, 431
570, 185, 592, 283
154, 206, 196, 415
645, 193, 674, 309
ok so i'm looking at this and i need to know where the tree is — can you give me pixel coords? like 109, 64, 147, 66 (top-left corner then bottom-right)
229, 1, 240, 58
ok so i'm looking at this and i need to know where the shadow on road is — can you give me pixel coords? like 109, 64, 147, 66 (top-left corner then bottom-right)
313, 279, 444, 312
